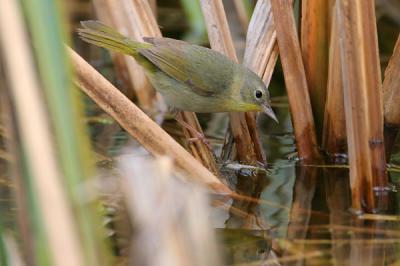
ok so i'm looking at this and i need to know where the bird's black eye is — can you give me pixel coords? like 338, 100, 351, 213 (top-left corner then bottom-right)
255, 89, 263, 99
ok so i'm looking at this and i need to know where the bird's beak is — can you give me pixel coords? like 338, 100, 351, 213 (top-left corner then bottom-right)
262, 104, 278, 123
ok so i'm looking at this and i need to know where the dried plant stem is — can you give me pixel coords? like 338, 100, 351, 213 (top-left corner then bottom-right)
69, 48, 229, 193
0, 1, 85, 265
383, 35, 400, 159
322, 8, 346, 156
243, 0, 278, 85
301, 0, 331, 140
93, 0, 217, 172
199, 0, 265, 164
270, 0, 319, 162
148, 0, 157, 16
336, 0, 387, 211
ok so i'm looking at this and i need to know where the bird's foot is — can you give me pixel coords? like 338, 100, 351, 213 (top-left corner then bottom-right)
175, 116, 213, 152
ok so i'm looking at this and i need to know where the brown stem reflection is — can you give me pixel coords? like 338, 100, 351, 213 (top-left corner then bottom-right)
281, 165, 318, 266
324, 168, 352, 265
225, 170, 270, 229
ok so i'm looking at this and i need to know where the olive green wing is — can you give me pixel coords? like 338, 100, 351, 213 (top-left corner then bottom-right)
139, 38, 235, 97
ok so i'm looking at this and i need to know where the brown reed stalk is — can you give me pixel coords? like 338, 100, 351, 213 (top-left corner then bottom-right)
243, 0, 278, 85
0, 1, 85, 265
322, 8, 346, 156
301, 0, 331, 140
199, 0, 265, 164
148, 0, 157, 16
383, 35, 400, 159
336, 0, 387, 211
270, 0, 320, 162
93, 0, 218, 172
69, 48, 230, 193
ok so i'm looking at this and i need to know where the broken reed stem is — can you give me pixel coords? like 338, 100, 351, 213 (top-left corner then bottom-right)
336, 0, 387, 211
301, 0, 331, 141
270, 0, 319, 162
94, 0, 217, 172
69, 48, 229, 193
383, 35, 400, 159
322, 7, 346, 156
199, 0, 265, 164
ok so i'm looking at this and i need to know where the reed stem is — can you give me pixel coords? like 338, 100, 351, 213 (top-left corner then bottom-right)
270, 0, 320, 162
322, 7, 346, 157
336, 0, 387, 211
301, 0, 331, 141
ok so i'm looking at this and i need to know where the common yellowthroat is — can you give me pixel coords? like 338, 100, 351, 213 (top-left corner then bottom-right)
78, 21, 277, 122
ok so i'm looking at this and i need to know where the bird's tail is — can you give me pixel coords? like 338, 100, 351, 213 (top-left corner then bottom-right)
77, 20, 151, 56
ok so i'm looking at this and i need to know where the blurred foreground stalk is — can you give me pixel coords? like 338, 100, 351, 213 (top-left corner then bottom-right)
1, 0, 112, 264
119, 154, 221, 266
1, 0, 101, 265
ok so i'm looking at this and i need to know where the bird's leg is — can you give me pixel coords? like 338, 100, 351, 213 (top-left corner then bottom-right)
173, 111, 213, 151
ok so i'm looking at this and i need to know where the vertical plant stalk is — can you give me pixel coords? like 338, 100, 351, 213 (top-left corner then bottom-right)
301, 0, 330, 141
322, 9, 346, 156
23, 0, 113, 263
69, 48, 230, 193
0, 69, 35, 263
94, 0, 218, 172
0, 1, 85, 265
243, 0, 278, 86
148, 0, 157, 16
199, 0, 265, 164
336, 0, 387, 211
383, 35, 400, 159
270, 0, 319, 162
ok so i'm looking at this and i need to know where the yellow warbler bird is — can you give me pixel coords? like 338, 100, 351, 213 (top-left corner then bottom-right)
78, 21, 277, 122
